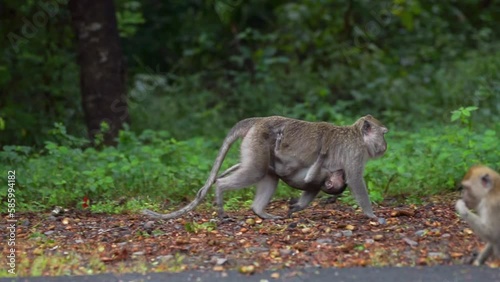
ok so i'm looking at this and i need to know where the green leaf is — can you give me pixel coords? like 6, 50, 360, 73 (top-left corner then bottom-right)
214, 1, 233, 24
400, 11, 414, 31
104, 176, 114, 184
0, 65, 12, 85
450, 111, 460, 122
214, 0, 242, 24
484, 129, 496, 136
184, 222, 195, 233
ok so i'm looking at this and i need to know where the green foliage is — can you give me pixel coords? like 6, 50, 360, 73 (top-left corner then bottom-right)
90, 198, 146, 214
115, 0, 145, 37
363, 113, 499, 199
0, 0, 145, 147
224, 195, 252, 211
1, 0, 500, 212
126, 0, 500, 138
0, 1, 82, 146
451, 106, 478, 128
2, 0, 500, 145
184, 221, 217, 233
1, 114, 498, 211
214, 0, 243, 25
0, 124, 233, 211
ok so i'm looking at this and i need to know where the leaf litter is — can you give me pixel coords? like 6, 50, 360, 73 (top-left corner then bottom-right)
4, 194, 499, 277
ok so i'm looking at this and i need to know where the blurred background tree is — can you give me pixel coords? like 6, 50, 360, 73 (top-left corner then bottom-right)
0, 0, 499, 146
1, 0, 499, 211
68, 0, 129, 146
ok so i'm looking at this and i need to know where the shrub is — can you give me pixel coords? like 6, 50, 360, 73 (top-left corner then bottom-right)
1, 113, 498, 212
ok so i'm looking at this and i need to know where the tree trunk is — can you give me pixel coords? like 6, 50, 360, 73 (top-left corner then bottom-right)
68, 0, 129, 146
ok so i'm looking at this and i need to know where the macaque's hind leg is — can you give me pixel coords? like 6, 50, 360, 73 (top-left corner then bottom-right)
220, 163, 277, 179
215, 164, 268, 218
288, 190, 320, 217
218, 164, 240, 179
215, 129, 270, 219
252, 173, 281, 219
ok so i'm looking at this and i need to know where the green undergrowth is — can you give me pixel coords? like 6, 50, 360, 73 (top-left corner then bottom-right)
1, 115, 498, 213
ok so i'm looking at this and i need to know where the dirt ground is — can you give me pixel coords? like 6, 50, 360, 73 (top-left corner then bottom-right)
3, 194, 498, 277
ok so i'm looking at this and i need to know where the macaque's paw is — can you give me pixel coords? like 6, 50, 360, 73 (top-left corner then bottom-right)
455, 199, 468, 216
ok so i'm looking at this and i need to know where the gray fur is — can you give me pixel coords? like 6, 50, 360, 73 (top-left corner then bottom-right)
143, 115, 388, 220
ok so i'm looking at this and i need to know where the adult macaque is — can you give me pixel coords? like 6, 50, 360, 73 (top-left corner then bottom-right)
274, 129, 347, 195
271, 116, 387, 217
217, 165, 347, 195
455, 165, 500, 265
143, 115, 388, 220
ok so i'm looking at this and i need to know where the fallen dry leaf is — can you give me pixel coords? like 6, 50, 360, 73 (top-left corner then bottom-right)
239, 265, 256, 274
213, 266, 225, 272
464, 228, 474, 235
9, 194, 497, 277
390, 209, 415, 217
345, 224, 356, 231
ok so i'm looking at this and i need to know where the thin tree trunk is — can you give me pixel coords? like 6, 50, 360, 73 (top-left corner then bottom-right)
68, 0, 129, 146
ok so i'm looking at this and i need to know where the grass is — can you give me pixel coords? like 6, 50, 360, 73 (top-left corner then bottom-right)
0, 110, 498, 213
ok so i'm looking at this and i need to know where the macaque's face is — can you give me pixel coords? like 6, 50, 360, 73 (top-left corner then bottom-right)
362, 116, 388, 159
461, 166, 493, 209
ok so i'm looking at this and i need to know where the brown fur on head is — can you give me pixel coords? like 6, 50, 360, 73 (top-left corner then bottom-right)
460, 165, 500, 210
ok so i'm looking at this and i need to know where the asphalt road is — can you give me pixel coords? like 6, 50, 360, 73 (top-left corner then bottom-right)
2, 266, 499, 282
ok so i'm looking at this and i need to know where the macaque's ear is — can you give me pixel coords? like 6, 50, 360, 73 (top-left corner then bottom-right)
481, 174, 492, 189
362, 120, 371, 135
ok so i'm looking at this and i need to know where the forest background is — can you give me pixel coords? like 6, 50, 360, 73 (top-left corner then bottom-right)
0, 0, 499, 213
